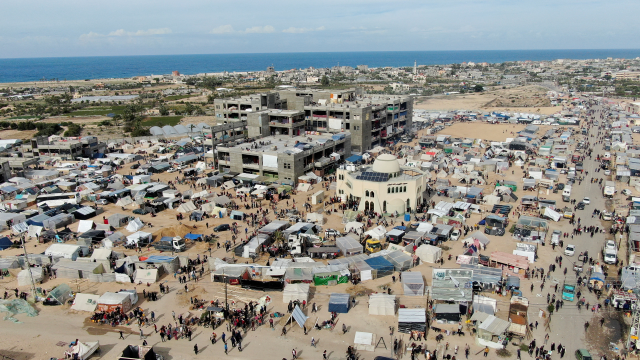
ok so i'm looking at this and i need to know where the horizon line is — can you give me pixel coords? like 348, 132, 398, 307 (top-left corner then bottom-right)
2, 48, 640, 61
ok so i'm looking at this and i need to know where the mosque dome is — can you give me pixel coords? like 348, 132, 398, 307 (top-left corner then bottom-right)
371, 154, 401, 173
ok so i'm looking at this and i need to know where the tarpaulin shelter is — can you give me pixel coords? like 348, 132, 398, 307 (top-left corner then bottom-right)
27, 225, 43, 239
344, 221, 364, 234
126, 231, 152, 246
353, 332, 375, 352
289, 305, 308, 328
415, 244, 442, 264
45, 243, 82, 260
365, 225, 387, 240
336, 236, 363, 256
43, 213, 74, 230
398, 308, 427, 333
17, 267, 43, 286
314, 271, 348, 286
283, 283, 310, 303
230, 210, 244, 221
363, 256, 394, 278
120, 345, 159, 360
108, 213, 129, 228
77, 220, 94, 233
384, 250, 413, 271
97, 292, 132, 313
134, 269, 159, 283
68, 341, 99, 360
368, 293, 396, 315
116, 196, 133, 207
402, 272, 425, 296
177, 201, 197, 213
0, 236, 12, 250
328, 293, 350, 313
48, 283, 73, 305
71, 293, 100, 312
433, 303, 461, 322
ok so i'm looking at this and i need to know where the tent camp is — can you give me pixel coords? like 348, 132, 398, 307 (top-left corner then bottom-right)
77, 220, 94, 233
365, 225, 387, 240
48, 283, 74, 305
97, 292, 132, 313
116, 196, 133, 207
344, 221, 364, 234
126, 218, 144, 232
71, 293, 100, 312
126, 231, 152, 246
368, 293, 396, 315
108, 213, 129, 228
17, 267, 43, 286
45, 243, 82, 260
177, 201, 197, 213
402, 272, 425, 296
0, 236, 13, 250
328, 293, 350, 313
415, 244, 442, 264
134, 269, 159, 284
282, 283, 310, 303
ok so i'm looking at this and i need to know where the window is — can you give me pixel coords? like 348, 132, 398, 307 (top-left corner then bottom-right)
284, 163, 291, 169
346, 123, 350, 130
383, 201, 387, 212
387, 188, 391, 193
370, 191, 375, 198
403, 186, 407, 192
354, 125, 360, 131
365, 190, 370, 197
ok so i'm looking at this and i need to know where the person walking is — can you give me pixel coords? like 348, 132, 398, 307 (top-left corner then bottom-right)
484, 347, 489, 357
224, 342, 228, 355
139, 329, 144, 340
323, 350, 327, 360
193, 344, 198, 355
292, 348, 298, 360
311, 337, 316, 347
119, 331, 125, 340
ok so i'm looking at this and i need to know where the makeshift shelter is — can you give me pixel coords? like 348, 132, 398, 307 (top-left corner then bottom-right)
43, 213, 74, 230
433, 304, 461, 323
344, 221, 364, 234
115, 196, 133, 207
68, 341, 100, 360
71, 293, 100, 312
77, 220, 94, 233
134, 269, 159, 284
108, 213, 129, 228
126, 218, 144, 232
477, 315, 511, 348
402, 272, 425, 296
368, 293, 396, 315
365, 225, 387, 240
354, 331, 376, 352
328, 293, 350, 313
126, 231, 152, 246
313, 271, 348, 286
384, 250, 413, 271
177, 201, 197, 213
17, 267, 43, 286
415, 244, 442, 264
289, 305, 308, 328
48, 283, 74, 305
97, 292, 132, 313
363, 256, 395, 278
45, 243, 82, 260
336, 236, 363, 256
26, 225, 43, 239
0, 236, 13, 250
398, 308, 427, 333
283, 283, 310, 303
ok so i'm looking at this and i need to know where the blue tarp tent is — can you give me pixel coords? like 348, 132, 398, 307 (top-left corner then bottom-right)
328, 293, 350, 313
364, 256, 395, 277
27, 213, 51, 227
346, 155, 363, 163
184, 233, 202, 240
0, 237, 13, 250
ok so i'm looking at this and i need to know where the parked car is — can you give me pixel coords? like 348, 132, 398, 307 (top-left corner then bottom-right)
622, 189, 632, 196
556, 183, 565, 190
168, 168, 178, 173
95, 199, 109, 205
601, 212, 612, 221
604, 169, 611, 175
450, 229, 461, 241
576, 202, 585, 210
582, 197, 590, 205
133, 208, 150, 215
131, 163, 140, 169
214, 224, 230, 232
564, 244, 576, 257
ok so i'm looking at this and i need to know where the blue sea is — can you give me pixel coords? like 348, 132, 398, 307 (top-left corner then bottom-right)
1, 49, 640, 83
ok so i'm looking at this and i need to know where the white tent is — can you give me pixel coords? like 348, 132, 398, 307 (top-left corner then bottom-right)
77, 220, 94, 233
297, 183, 312, 192
201, 203, 216, 213
282, 283, 310, 303
126, 231, 152, 245
126, 218, 144, 232
177, 201, 197, 213
415, 244, 442, 264
90, 248, 112, 261
344, 221, 364, 234
69, 341, 100, 360
27, 225, 43, 239
134, 269, 159, 283
365, 225, 387, 240
306, 213, 324, 224
116, 196, 133, 207
235, 187, 251, 195
17, 267, 43, 286
71, 293, 100, 312
544, 207, 562, 222
368, 293, 396, 315
354, 331, 375, 352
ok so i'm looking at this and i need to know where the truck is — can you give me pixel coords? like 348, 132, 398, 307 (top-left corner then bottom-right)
362, 238, 383, 254
508, 296, 529, 339
562, 185, 572, 202
562, 282, 576, 301
572, 153, 581, 162
604, 181, 616, 197
153, 236, 186, 252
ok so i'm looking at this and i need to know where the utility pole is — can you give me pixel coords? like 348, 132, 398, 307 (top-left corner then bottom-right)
626, 273, 640, 350
21, 236, 37, 300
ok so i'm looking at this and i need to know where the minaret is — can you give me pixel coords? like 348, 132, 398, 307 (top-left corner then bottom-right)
414, 60, 417, 75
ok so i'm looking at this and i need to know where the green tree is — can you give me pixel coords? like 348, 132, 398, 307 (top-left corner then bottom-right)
321, 75, 330, 86
473, 85, 484, 92
184, 103, 195, 115
159, 105, 169, 116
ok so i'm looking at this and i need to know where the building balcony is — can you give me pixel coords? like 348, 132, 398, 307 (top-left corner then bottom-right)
242, 162, 260, 169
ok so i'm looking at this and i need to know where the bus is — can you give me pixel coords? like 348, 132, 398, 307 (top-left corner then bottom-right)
36, 192, 81, 207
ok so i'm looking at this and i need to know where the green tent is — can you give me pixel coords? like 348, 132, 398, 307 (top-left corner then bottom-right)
313, 271, 349, 286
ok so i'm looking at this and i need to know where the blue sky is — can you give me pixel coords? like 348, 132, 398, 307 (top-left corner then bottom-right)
1, 0, 639, 58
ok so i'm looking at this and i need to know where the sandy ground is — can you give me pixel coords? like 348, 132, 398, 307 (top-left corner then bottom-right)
415, 85, 558, 115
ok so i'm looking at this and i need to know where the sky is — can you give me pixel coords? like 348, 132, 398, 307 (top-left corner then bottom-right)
1, 0, 640, 58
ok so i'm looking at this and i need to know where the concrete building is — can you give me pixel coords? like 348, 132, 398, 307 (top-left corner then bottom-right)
247, 109, 306, 138
216, 133, 351, 184
28, 136, 106, 159
336, 154, 429, 214
214, 93, 286, 123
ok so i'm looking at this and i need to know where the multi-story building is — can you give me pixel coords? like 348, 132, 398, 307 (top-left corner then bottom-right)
214, 93, 286, 123
216, 133, 351, 184
247, 109, 306, 138
28, 136, 106, 159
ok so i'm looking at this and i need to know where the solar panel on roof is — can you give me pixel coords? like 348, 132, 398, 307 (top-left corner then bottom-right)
356, 171, 389, 182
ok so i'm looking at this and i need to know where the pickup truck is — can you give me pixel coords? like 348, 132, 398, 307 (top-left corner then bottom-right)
153, 236, 186, 252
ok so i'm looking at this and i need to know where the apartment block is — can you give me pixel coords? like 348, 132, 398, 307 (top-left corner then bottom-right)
217, 133, 351, 184
214, 93, 286, 123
